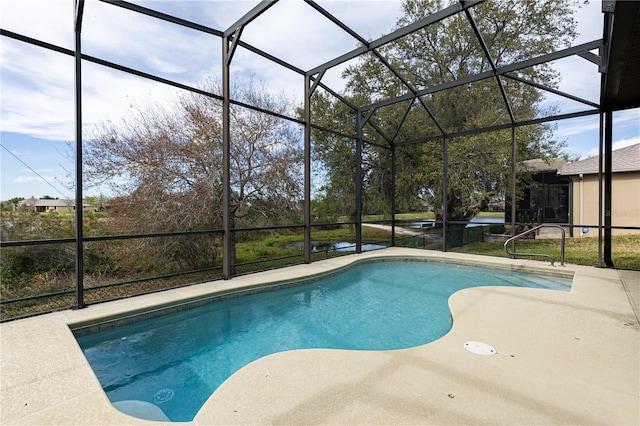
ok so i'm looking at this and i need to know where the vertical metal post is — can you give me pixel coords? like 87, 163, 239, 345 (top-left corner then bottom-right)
598, 112, 603, 267
604, 110, 614, 267
73, 0, 85, 309
600, 6, 614, 268
442, 137, 448, 252
510, 126, 517, 257
355, 111, 363, 253
391, 144, 396, 247
222, 36, 232, 279
304, 75, 311, 263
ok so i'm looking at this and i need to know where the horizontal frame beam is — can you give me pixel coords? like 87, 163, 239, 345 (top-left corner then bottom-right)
394, 109, 600, 146
100, 0, 223, 37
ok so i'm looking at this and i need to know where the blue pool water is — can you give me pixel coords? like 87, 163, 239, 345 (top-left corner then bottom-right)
76, 260, 571, 422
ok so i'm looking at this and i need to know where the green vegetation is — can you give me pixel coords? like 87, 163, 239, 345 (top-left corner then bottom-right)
2, 207, 638, 321
235, 226, 393, 264
453, 234, 640, 270
0, 211, 397, 319
474, 212, 504, 218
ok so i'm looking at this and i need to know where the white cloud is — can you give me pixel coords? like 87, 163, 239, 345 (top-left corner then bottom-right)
613, 136, 640, 149
9, 150, 31, 156
34, 168, 60, 173
587, 135, 640, 157
534, 1, 603, 114
0, 38, 76, 140
316, 1, 403, 40
0, 0, 221, 142
573, 0, 603, 45
553, 114, 600, 138
226, 0, 403, 96
0, 0, 74, 49
1, 28, 201, 141
9, 175, 57, 184
81, 61, 187, 133
81, 1, 218, 80
131, 0, 261, 33
552, 55, 601, 105
613, 108, 640, 134
0, 0, 621, 148
240, 1, 363, 71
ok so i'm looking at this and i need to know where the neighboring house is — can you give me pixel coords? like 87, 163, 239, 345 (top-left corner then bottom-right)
15, 197, 93, 213
558, 143, 640, 237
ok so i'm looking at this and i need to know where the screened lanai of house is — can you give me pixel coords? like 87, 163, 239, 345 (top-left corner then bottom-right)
1, 0, 638, 316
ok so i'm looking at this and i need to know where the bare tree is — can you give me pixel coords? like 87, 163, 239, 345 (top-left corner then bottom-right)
83, 79, 303, 270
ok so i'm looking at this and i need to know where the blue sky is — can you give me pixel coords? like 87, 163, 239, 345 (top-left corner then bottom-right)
1, 0, 638, 201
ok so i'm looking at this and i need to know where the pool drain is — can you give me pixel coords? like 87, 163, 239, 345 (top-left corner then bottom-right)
464, 341, 496, 355
153, 388, 174, 403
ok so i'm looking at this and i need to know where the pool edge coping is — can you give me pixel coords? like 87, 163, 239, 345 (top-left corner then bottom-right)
67, 249, 575, 336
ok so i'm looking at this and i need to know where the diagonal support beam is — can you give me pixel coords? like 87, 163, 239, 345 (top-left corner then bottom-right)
310, 76, 358, 111
416, 96, 447, 136
464, 8, 514, 123
503, 74, 600, 109
390, 98, 416, 144
577, 50, 602, 66
307, 0, 484, 76
367, 120, 393, 145
309, 69, 326, 97
227, 26, 244, 65
101, 0, 303, 76
361, 109, 376, 128
373, 52, 446, 136
359, 106, 396, 144
237, 40, 305, 75
497, 40, 602, 74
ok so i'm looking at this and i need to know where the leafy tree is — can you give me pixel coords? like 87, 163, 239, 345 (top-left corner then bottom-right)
311, 0, 579, 232
8, 197, 25, 205
1, 197, 24, 211
82, 79, 303, 269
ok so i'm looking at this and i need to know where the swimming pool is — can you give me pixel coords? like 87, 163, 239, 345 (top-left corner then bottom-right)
75, 259, 572, 422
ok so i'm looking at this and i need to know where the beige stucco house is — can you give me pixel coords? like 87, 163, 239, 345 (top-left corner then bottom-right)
15, 196, 94, 213
558, 143, 640, 237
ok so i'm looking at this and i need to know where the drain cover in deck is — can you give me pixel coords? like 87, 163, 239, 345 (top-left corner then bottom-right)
464, 341, 496, 355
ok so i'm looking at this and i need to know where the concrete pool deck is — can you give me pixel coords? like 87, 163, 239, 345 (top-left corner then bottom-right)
1, 248, 638, 425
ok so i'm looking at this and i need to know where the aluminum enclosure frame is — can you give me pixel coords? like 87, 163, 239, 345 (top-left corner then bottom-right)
1, 0, 634, 313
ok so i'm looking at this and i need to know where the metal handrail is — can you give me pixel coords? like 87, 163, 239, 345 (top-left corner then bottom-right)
504, 224, 565, 266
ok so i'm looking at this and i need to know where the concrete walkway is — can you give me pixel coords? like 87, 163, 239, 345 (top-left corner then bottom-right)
362, 223, 423, 235
1, 248, 638, 425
